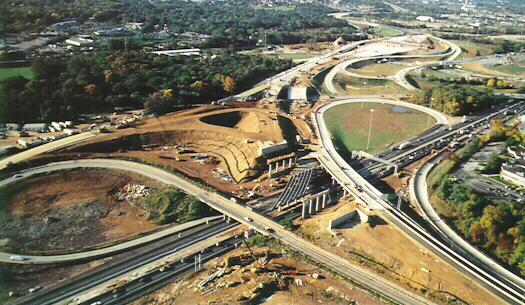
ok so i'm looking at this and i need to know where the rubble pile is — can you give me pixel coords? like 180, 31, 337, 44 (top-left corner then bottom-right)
116, 184, 152, 201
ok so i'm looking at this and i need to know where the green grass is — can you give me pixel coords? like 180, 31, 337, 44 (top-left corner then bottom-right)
333, 74, 408, 95
346, 63, 406, 76
449, 40, 495, 57
488, 63, 525, 77
323, 102, 432, 153
373, 27, 403, 37
0, 67, 33, 81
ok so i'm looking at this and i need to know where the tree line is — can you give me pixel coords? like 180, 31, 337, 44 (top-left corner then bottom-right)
432, 121, 525, 275
0, 50, 291, 123
408, 85, 497, 116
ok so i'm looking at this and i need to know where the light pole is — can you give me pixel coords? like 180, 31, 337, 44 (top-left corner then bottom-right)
361, 81, 367, 107
366, 109, 374, 150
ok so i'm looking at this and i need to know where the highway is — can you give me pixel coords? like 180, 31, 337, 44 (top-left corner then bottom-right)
3, 158, 436, 305
313, 97, 525, 304
12, 218, 240, 305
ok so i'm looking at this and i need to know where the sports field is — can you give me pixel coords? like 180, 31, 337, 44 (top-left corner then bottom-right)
324, 102, 433, 156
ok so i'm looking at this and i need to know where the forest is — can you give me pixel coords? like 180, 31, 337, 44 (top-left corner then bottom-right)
0, 50, 291, 123
0, 0, 360, 47
431, 121, 525, 275
408, 85, 497, 116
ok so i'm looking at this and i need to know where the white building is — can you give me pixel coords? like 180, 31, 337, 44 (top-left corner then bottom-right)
65, 36, 94, 47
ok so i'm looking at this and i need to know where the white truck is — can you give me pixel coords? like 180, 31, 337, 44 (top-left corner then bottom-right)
398, 141, 411, 150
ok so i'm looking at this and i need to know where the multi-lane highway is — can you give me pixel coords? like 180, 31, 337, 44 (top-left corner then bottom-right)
313, 97, 525, 304
3, 158, 436, 305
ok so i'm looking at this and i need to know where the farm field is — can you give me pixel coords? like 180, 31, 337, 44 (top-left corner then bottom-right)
373, 26, 403, 37
323, 102, 432, 155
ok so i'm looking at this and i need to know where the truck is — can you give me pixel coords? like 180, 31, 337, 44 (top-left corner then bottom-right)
398, 141, 411, 150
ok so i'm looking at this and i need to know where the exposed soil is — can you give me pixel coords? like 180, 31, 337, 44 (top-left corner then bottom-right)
130, 246, 383, 305
296, 197, 502, 305
0, 170, 160, 252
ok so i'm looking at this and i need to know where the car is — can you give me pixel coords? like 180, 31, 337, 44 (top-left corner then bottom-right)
201, 247, 211, 254
10, 255, 27, 261
244, 217, 253, 222
114, 293, 124, 299
13, 173, 23, 178
139, 276, 151, 283
90, 302, 102, 305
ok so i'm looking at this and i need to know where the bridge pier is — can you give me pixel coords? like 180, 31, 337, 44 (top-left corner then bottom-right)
309, 199, 315, 215
302, 201, 308, 219
322, 193, 327, 209
268, 163, 272, 178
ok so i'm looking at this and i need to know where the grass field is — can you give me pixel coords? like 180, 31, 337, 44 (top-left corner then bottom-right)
274, 53, 318, 60
323, 102, 433, 155
333, 74, 408, 95
488, 61, 525, 77
346, 63, 406, 76
449, 40, 495, 57
373, 27, 403, 37
461, 62, 512, 76
0, 67, 33, 81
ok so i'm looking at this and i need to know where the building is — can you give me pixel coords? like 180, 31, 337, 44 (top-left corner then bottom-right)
125, 22, 145, 30
65, 36, 94, 47
23, 123, 47, 132
416, 16, 436, 22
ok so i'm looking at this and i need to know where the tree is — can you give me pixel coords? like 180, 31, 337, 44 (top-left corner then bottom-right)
223, 76, 236, 94
487, 78, 497, 87
280, 219, 297, 230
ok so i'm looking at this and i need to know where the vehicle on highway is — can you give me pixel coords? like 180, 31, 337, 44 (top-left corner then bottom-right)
201, 247, 211, 254
181, 256, 192, 263
13, 173, 23, 178
265, 226, 273, 232
29, 285, 42, 293
90, 301, 102, 305
114, 292, 124, 298
244, 216, 253, 222
10, 255, 27, 260
139, 276, 151, 283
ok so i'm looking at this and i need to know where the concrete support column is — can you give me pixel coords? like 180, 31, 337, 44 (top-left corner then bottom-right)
288, 157, 292, 167
322, 193, 327, 209
343, 189, 347, 198
309, 199, 314, 215
316, 196, 321, 212
276, 162, 279, 172
302, 201, 307, 219
268, 163, 272, 178
282, 160, 286, 169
